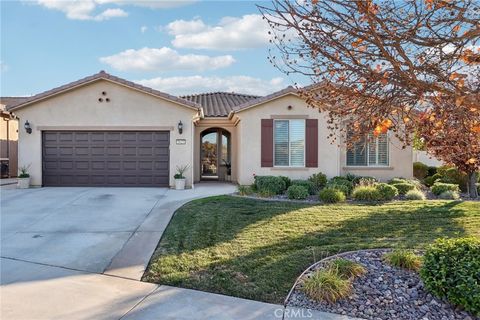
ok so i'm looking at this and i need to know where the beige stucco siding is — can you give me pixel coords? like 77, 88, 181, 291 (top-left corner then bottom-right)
340, 134, 413, 181
0, 112, 18, 177
14, 80, 197, 187
235, 94, 340, 185
235, 94, 413, 185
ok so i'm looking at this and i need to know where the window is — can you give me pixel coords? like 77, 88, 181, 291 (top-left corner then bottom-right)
346, 133, 389, 166
274, 119, 305, 167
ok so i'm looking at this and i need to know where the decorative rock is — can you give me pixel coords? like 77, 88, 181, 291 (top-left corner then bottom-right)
286, 249, 476, 320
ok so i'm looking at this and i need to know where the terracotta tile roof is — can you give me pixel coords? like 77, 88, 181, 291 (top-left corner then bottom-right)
5, 71, 201, 111
0, 97, 29, 109
181, 92, 260, 117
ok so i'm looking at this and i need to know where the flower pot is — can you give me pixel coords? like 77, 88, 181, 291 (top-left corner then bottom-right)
175, 178, 186, 190
17, 177, 30, 189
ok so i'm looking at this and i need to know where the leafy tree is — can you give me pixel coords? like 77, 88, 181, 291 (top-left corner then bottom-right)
260, 0, 479, 197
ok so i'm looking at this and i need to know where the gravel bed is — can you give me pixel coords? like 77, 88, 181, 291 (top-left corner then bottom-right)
287, 249, 477, 320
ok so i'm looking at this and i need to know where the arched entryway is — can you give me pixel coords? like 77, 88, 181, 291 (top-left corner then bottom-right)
200, 128, 231, 181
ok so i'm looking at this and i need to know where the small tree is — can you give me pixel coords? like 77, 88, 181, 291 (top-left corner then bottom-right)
260, 0, 480, 197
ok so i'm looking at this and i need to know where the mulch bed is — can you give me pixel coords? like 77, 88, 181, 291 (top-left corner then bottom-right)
286, 249, 477, 320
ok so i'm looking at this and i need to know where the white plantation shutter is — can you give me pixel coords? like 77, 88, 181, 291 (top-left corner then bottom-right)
347, 136, 367, 166
274, 119, 305, 167
274, 120, 289, 166
347, 133, 388, 166
289, 120, 305, 166
377, 133, 389, 165
368, 134, 378, 165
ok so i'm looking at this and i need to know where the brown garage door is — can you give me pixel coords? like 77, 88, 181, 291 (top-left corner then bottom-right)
42, 131, 169, 187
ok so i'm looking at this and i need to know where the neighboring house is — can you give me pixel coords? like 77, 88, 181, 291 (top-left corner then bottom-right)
5, 71, 412, 187
0, 98, 23, 178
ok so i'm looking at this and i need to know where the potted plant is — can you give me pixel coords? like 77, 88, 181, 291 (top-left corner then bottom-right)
174, 165, 189, 190
222, 159, 232, 181
17, 165, 31, 189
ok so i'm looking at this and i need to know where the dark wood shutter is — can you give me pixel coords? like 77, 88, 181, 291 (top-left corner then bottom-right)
305, 119, 318, 167
261, 119, 274, 167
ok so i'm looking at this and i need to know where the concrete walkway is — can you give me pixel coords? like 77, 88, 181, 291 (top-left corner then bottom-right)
1, 184, 358, 320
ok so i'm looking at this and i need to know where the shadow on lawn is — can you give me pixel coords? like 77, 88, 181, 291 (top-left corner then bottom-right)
147, 197, 471, 303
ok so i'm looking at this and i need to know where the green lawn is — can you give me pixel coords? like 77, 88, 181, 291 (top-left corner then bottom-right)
144, 196, 480, 303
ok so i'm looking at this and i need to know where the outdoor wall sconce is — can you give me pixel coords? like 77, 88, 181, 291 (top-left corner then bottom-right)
178, 121, 183, 134
24, 120, 32, 134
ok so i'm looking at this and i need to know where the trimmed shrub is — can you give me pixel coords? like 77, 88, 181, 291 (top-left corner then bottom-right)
287, 185, 309, 200
437, 166, 468, 192
352, 186, 382, 201
405, 189, 426, 200
375, 183, 399, 201
344, 173, 357, 182
420, 237, 480, 316
291, 180, 315, 195
424, 173, 441, 187
427, 166, 437, 177
319, 188, 346, 203
389, 177, 407, 185
352, 176, 378, 186
237, 185, 254, 196
413, 162, 429, 179
301, 268, 352, 303
391, 182, 416, 195
329, 259, 366, 279
279, 176, 291, 189
308, 172, 327, 192
431, 182, 460, 196
384, 250, 422, 271
326, 183, 349, 197
327, 177, 354, 195
438, 190, 460, 200
254, 176, 286, 195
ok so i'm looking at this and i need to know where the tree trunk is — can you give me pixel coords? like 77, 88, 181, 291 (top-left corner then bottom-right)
468, 171, 478, 199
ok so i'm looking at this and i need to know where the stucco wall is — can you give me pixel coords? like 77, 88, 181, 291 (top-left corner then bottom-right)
194, 119, 238, 183
235, 94, 341, 185
13, 80, 197, 187
0, 114, 18, 177
339, 134, 413, 181
235, 93, 414, 185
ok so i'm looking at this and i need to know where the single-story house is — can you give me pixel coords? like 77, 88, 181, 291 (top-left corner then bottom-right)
0, 98, 22, 178
6, 71, 412, 188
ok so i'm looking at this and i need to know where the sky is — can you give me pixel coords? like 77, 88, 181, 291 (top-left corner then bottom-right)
1, 0, 301, 97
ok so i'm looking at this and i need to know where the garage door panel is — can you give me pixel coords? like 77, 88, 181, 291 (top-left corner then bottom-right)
75, 161, 90, 170
59, 132, 74, 141
91, 147, 105, 155
107, 146, 122, 156
123, 147, 137, 156
59, 161, 74, 170
42, 131, 170, 187
59, 147, 74, 156
75, 147, 89, 156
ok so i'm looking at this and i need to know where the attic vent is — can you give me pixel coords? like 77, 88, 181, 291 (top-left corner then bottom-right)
98, 91, 110, 103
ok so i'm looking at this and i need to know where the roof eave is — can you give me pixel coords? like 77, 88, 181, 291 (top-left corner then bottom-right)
6, 71, 201, 112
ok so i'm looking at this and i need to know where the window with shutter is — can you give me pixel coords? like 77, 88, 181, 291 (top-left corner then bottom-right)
346, 132, 389, 166
274, 119, 305, 167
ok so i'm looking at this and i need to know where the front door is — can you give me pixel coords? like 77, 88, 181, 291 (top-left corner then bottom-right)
201, 129, 230, 180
